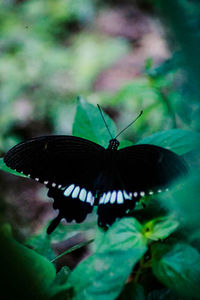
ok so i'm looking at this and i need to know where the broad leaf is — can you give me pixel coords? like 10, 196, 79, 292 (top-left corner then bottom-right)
68, 217, 147, 300
73, 97, 117, 148
0, 230, 56, 300
137, 129, 200, 155
152, 243, 200, 298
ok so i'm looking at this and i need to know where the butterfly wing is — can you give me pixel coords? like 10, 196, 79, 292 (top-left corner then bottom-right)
4, 135, 105, 186
4, 135, 106, 232
97, 144, 188, 227
117, 144, 188, 192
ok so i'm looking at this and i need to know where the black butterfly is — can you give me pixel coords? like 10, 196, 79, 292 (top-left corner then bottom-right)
4, 127, 188, 234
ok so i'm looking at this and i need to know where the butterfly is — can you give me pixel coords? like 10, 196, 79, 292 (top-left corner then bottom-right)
3, 109, 188, 234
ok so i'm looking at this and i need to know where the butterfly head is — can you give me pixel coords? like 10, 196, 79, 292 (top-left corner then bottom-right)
107, 139, 120, 151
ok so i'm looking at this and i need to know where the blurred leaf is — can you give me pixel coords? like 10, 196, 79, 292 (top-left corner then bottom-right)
118, 140, 134, 149
137, 129, 200, 155
68, 218, 147, 300
73, 97, 116, 148
68, 33, 129, 90
0, 231, 56, 300
143, 216, 179, 241
145, 52, 183, 78
26, 234, 55, 261
152, 243, 200, 298
0, 157, 28, 178
159, 173, 200, 231
157, 0, 200, 102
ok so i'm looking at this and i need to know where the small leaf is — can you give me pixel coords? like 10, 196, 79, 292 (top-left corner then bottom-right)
68, 218, 147, 300
50, 266, 73, 300
54, 266, 71, 286
0, 157, 28, 178
137, 129, 200, 155
152, 243, 200, 298
72, 97, 117, 148
143, 216, 179, 241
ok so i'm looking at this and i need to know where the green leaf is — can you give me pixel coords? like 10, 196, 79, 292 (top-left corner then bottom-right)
68, 217, 147, 300
72, 97, 117, 148
54, 266, 71, 286
118, 140, 134, 149
152, 243, 200, 298
159, 173, 200, 230
143, 216, 179, 241
26, 233, 55, 261
0, 157, 28, 178
136, 129, 200, 155
50, 267, 73, 300
0, 231, 56, 300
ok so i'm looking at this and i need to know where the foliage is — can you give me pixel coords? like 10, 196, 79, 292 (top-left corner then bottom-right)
1, 100, 200, 299
1, 0, 200, 299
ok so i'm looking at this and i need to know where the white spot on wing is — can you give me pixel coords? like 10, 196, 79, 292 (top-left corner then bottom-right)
117, 191, 124, 204
149, 191, 154, 195
35, 178, 39, 181
140, 191, 145, 197
72, 186, 80, 198
110, 191, 116, 204
86, 191, 94, 205
158, 189, 162, 193
99, 193, 106, 204
58, 184, 62, 189
133, 192, 138, 197
79, 188, 87, 201
64, 184, 75, 197
104, 191, 111, 204
123, 190, 132, 200
52, 183, 56, 187
44, 181, 48, 185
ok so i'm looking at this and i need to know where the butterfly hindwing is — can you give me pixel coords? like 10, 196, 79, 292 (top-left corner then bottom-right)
47, 186, 94, 234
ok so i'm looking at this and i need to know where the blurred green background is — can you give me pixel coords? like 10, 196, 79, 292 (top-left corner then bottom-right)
0, 0, 200, 246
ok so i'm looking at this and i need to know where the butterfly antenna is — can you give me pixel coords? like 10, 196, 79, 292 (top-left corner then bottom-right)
115, 110, 143, 139
97, 104, 113, 139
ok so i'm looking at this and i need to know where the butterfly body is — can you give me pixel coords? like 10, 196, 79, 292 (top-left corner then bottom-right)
4, 135, 188, 233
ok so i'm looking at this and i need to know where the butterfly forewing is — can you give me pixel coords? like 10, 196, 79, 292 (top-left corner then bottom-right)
117, 143, 188, 193
4, 135, 105, 188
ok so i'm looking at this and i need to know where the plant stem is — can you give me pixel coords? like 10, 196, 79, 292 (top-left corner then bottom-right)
51, 238, 94, 263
